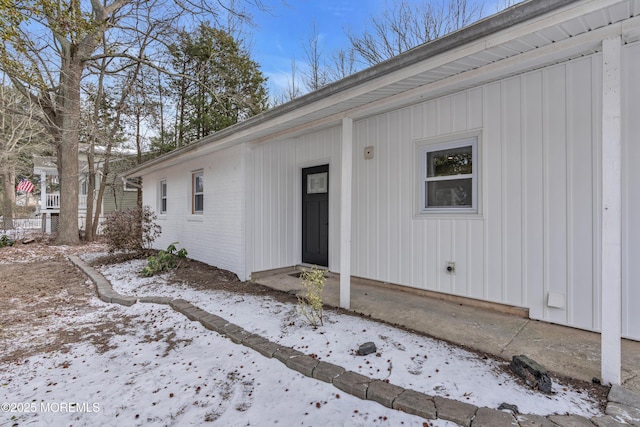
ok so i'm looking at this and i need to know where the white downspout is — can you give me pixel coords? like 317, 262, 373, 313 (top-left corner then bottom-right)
601, 35, 622, 386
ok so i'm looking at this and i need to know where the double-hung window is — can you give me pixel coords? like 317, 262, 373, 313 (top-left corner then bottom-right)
419, 136, 478, 213
192, 171, 204, 214
159, 180, 167, 214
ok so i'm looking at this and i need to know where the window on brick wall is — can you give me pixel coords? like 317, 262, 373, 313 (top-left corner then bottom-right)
192, 171, 204, 214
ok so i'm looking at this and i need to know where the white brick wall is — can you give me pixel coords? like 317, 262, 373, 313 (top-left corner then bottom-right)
141, 144, 248, 280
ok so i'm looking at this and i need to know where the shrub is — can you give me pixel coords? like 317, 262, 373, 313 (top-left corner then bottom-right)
141, 243, 188, 277
297, 267, 326, 328
0, 235, 15, 248
102, 205, 161, 254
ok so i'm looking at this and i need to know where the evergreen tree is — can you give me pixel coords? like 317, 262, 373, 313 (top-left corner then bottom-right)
168, 23, 268, 147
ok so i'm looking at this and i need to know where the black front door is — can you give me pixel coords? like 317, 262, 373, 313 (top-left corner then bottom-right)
302, 165, 329, 266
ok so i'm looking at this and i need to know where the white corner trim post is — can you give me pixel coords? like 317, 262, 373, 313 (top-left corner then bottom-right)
601, 35, 622, 386
340, 117, 353, 309
39, 171, 51, 234
39, 171, 46, 213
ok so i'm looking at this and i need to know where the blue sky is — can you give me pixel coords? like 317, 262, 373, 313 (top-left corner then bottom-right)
249, 1, 388, 95
245, 0, 506, 97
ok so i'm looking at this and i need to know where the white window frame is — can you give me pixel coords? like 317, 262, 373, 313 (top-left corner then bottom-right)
416, 132, 480, 215
79, 175, 89, 196
192, 171, 204, 214
159, 180, 167, 214
123, 177, 140, 192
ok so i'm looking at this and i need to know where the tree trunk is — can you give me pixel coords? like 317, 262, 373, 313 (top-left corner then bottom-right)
178, 61, 187, 147
85, 147, 96, 241
1, 166, 15, 230
56, 58, 81, 245
158, 70, 165, 145
91, 144, 111, 239
136, 110, 143, 209
91, 175, 107, 238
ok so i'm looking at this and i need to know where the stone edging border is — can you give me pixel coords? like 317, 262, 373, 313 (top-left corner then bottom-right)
68, 255, 638, 427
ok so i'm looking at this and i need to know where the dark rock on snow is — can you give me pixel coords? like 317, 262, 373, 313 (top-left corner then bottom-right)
509, 355, 552, 394
358, 342, 377, 356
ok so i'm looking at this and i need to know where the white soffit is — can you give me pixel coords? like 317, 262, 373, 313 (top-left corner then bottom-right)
362, 0, 639, 107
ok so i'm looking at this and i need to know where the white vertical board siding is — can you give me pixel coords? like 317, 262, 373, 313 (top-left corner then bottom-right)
522, 72, 545, 321
251, 127, 342, 273
567, 57, 597, 330
484, 82, 504, 304
503, 77, 524, 307
350, 54, 613, 335
130, 42, 640, 338
141, 143, 248, 280
250, 139, 296, 272
544, 65, 571, 326
622, 42, 640, 340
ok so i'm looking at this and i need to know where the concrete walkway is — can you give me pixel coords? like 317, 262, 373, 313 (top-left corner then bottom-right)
70, 256, 640, 427
255, 269, 640, 393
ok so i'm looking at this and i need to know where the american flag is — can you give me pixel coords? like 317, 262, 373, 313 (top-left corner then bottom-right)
16, 175, 35, 193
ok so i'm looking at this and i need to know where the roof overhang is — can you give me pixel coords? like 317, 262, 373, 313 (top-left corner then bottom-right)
127, 0, 640, 177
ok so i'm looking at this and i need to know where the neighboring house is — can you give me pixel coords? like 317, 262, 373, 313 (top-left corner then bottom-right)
127, 0, 639, 383
34, 147, 138, 233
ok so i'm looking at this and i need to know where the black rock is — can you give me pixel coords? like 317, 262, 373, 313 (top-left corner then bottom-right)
509, 355, 552, 394
497, 403, 519, 414
357, 342, 377, 356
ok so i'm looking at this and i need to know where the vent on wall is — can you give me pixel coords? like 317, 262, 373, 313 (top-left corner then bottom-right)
547, 292, 566, 309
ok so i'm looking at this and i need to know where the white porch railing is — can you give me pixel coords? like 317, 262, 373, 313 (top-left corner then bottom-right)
43, 193, 88, 210
45, 193, 60, 209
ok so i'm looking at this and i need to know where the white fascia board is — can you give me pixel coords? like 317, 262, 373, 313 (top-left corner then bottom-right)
126, 138, 243, 177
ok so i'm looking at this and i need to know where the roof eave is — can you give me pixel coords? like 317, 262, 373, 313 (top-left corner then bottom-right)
126, 0, 579, 178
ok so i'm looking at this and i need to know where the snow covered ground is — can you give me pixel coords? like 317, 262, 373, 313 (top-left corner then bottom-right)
1, 254, 603, 426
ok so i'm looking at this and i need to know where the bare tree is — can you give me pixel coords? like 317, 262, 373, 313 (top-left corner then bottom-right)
301, 21, 329, 93
81, 20, 161, 241
0, 0, 263, 245
0, 85, 50, 229
0, 0, 149, 244
347, 0, 484, 67
271, 59, 303, 106
122, 65, 159, 210
495, 0, 521, 12
328, 47, 357, 82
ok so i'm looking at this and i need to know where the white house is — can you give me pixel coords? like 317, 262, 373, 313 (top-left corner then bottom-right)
126, 0, 640, 385
34, 146, 138, 233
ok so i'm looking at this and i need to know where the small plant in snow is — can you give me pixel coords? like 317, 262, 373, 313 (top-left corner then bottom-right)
0, 235, 15, 248
297, 267, 326, 328
142, 242, 188, 277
